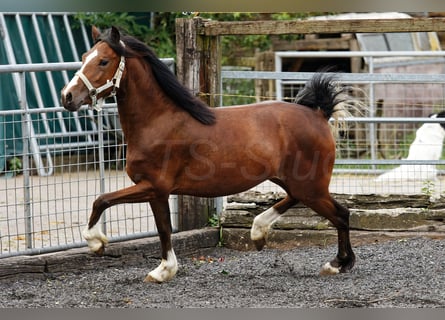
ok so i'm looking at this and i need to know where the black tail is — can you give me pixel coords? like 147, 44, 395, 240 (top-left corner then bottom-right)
294, 72, 347, 120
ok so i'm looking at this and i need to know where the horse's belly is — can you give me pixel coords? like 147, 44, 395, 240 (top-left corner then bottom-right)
172, 164, 273, 197
172, 180, 263, 197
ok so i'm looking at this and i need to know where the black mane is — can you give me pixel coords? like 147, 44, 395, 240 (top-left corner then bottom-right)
98, 28, 216, 125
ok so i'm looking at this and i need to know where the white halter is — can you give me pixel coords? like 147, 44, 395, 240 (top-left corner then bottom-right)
76, 42, 126, 111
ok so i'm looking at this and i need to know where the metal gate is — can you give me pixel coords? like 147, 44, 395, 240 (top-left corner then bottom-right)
0, 13, 178, 258
0, 13, 107, 177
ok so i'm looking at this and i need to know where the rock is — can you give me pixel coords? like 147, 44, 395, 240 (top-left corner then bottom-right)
221, 190, 445, 233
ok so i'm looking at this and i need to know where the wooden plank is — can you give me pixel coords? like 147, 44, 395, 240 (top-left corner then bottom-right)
272, 37, 352, 51
200, 18, 445, 36
0, 228, 220, 279
178, 195, 214, 231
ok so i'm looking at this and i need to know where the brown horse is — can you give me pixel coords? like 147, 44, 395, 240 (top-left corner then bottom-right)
61, 26, 357, 283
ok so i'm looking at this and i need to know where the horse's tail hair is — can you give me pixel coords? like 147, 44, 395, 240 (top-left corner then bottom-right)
295, 70, 367, 136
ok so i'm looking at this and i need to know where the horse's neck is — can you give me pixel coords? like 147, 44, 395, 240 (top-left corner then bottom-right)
116, 60, 177, 137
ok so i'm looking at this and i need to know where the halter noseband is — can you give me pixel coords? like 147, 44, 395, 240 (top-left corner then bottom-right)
76, 42, 126, 111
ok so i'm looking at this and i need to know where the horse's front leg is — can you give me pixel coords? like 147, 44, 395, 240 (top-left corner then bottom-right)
144, 199, 178, 283
83, 183, 155, 255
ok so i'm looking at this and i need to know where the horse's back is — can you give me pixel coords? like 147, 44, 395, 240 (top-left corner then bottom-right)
216, 100, 327, 125
214, 100, 335, 147
213, 100, 337, 173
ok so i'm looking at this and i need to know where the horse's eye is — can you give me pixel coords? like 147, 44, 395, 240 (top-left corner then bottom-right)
99, 59, 108, 66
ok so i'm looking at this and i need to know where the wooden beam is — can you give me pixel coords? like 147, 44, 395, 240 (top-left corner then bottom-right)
175, 18, 217, 231
272, 38, 352, 51
200, 18, 445, 36
0, 229, 220, 279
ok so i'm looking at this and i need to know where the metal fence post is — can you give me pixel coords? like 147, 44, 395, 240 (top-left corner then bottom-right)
18, 72, 32, 249
97, 110, 107, 234
368, 56, 377, 169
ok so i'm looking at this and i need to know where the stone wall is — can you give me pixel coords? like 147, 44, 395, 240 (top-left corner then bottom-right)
220, 191, 445, 250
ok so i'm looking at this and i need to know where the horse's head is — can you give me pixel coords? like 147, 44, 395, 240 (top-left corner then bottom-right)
61, 26, 125, 111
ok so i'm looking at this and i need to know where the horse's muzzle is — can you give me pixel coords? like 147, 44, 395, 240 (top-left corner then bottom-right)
61, 89, 84, 111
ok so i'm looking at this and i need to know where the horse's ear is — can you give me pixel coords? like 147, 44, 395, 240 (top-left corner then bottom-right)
92, 26, 101, 42
110, 26, 121, 45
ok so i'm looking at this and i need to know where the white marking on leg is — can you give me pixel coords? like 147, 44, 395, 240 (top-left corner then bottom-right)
250, 207, 280, 241
82, 224, 108, 253
145, 249, 178, 283
62, 49, 98, 96
320, 262, 340, 275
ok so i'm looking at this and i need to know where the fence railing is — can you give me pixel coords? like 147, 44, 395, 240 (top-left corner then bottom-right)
0, 61, 177, 259
221, 50, 445, 196
222, 51, 445, 160
3, 51, 445, 258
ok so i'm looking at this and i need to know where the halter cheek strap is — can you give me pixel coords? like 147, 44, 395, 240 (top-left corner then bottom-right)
76, 44, 126, 112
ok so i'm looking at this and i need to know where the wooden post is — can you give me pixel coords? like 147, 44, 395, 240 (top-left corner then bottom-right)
175, 18, 201, 96
175, 17, 221, 231
198, 28, 221, 108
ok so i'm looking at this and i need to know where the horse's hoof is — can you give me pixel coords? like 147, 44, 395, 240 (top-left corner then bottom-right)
253, 238, 266, 251
93, 245, 105, 256
319, 262, 340, 275
143, 274, 161, 283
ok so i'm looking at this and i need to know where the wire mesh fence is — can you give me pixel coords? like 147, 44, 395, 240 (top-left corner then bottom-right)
0, 104, 178, 258
222, 51, 445, 197
3, 51, 445, 258
0, 53, 177, 258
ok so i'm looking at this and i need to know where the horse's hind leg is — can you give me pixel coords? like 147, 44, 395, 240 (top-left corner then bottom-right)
303, 195, 356, 274
250, 195, 298, 250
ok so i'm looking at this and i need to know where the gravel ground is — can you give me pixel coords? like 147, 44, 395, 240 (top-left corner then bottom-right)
0, 236, 444, 308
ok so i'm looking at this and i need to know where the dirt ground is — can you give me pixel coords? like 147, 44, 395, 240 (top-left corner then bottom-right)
0, 233, 444, 308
